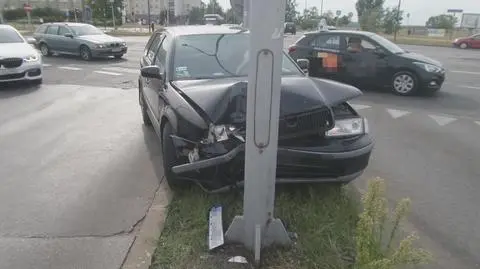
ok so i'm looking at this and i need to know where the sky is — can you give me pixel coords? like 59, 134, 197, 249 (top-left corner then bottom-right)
214, 0, 480, 26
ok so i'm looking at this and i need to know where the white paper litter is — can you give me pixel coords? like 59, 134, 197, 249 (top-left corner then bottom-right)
228, 256, 248, 263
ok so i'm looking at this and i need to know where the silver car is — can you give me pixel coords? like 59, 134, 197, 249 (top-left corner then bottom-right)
0, 25, 43, 84
33, 22, 128, 61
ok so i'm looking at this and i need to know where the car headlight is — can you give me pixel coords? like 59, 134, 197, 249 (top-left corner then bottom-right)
204, 124, 244, 143
413, 62, 443, 73
325, 117, 368, 138
24, 54, 39, 62
121, 42, 127, 46
96, 44, 107, 48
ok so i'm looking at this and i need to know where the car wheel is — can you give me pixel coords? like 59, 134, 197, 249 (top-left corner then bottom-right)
139, 89, 152, 127
39, 43, 51, 56
391, 71, 418, 96
79, 45, 92, 61
459, 43, 468, 49
114, 54, 123, 59
162, 122, 188, 189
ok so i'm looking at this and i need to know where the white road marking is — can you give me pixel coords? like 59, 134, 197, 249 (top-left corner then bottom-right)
460, 85, 480, 90
58, 66, 83, 71
476, 121, 480, 126
429, 114, 457, 126
386, 108, 411, 119
450, 70, 480, 75
350, 104, 371, 110
94, 70, 122, 76
101, 67, 139, 74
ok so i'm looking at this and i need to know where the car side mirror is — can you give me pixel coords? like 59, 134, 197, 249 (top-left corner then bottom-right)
374, 47, 386, 57
296, 59, 309, 73
141, 65, 163, 80
64, 33, 74, 38
26, 37, 36, 44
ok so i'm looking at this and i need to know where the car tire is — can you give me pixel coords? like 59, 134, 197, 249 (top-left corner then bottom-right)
39, 43, 51, 57
139, 89, 152, 127
459, 42, 468, 49
162, 122, 187, 189
114, 54, 123, 59
79, 45, 92, 61
391, 71, 418, 96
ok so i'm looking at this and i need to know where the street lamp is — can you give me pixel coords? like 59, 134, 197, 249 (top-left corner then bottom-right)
393, 0, 401, 42
109, 0, 116, 30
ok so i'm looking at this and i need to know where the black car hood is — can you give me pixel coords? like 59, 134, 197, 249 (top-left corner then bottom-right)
399, 52, 443, 67
171, 76, 362, 124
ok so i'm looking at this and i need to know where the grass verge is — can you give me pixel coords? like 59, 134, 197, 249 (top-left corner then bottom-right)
383, 35, 453, 47
150, 183, 359, 269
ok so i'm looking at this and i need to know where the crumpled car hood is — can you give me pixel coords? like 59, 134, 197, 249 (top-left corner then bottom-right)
171, 76, 362, 124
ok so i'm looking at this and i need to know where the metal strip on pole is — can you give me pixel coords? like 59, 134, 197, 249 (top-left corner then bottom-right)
225, 0, 291, 264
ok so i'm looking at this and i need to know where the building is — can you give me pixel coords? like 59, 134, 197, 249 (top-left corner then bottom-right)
3, 0, 82, 11
124, 0, 201, 22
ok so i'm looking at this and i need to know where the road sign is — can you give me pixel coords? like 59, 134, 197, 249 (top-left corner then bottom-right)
23, 3, 32, 12
225, 0, 291, 264
461, 13, 480, 29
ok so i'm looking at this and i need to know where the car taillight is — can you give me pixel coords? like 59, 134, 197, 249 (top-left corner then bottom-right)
288, 46, 296, 53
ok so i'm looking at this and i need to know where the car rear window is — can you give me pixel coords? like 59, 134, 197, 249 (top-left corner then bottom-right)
36, 25, 48, 34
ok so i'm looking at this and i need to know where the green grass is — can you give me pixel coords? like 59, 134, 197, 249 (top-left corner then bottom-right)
150, 183, 359, 269
382, 35, 453, 47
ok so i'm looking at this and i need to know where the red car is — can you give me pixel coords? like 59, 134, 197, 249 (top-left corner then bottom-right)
453, 33, 480, 49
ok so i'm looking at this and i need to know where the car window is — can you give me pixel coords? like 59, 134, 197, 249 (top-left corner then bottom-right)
310, 35, 340, 50
145, 33, 164, 62
0, 27, 24, 43
172, 33, 302, 81
36, 25, 48, 34
473, 34, 480, 39
369, 33, 405, 54
346, 36, 377, 53
154, 34, 171, 71
69, 25, 104, 36
46, 25, 59, 35
58, 26, 71, 36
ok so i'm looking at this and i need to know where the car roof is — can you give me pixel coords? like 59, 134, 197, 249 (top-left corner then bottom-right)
157, 25, 247, 37
41, 22, 89, 27
305, 30, 375, 36
0, 24, 15, 30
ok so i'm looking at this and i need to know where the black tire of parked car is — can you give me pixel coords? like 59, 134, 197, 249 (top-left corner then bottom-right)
114, 54, 123, 59
139, 89, 152, 126
39, 43, 51, 57
391, 70, 418, 96
162, 122, 188, 189
459, 42, 468, 49
79, 45, 92, 61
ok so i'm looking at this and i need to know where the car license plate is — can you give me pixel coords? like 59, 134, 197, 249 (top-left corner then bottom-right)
112, 48, 122, 52
0, 67, 16, 75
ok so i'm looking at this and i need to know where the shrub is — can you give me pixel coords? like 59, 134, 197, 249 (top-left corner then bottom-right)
355, 177, 432, 269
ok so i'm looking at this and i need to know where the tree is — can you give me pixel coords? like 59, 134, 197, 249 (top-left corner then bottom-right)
356, 0, 384, 31
337, 15, 352, 26
425, 14, 457, 30
205, 0, 224, 17
382, 7, 403, 34
285, 0, 298, 22
187, 6, 204, 25
87, 0, 123, 23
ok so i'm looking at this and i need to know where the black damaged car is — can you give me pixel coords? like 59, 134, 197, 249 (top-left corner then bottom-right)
138, 25, 374, 192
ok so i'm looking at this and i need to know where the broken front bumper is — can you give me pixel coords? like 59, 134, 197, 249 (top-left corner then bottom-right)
171, 134, 373, 183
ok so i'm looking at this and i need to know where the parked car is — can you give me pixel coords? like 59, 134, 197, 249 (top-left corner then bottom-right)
33, 22, 128, 61
288, 30, 446, 96
284, 22, 296, 35
453, 33, 480, 49
0, 24, 43, 85
138, 25, 373, 191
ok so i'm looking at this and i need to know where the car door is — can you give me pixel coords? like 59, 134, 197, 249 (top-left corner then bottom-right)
471, 34, 480, 49
57, 26, 77, 54
44, 25, 60, 51
152, 33, 172, 121
301, 33, 345, 81
33, 24, 48, 45
342, 35, 386, 87
140, 32, 165, 121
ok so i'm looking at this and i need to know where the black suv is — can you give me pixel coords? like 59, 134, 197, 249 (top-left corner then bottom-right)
284, 22, 296, 35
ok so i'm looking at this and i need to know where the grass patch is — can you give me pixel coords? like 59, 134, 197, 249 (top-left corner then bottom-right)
383, 35, 453, 47
150, 183, 359, 269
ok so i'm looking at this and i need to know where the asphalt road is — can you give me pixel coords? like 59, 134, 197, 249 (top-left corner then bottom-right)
1, 33, 480, 268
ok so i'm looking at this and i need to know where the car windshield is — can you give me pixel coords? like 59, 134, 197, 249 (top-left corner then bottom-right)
370, 33, 405, 54
69, 25, 104, 36
0, 28, 24, 43
173, 33, 303, 80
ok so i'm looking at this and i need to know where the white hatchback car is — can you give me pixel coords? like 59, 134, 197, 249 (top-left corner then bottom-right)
0, 24, 43, 85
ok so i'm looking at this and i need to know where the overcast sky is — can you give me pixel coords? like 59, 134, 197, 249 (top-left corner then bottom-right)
215, 0, 479, 26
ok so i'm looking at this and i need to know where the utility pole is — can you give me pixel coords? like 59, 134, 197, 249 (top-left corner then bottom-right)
110, 0, 116, 30
147, 0, 151, 31
393, 0, 401, 41
80, 0, 85, 22
242, 0, 249, 27
320, 0, 324, 17
225, 0, 291, 265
